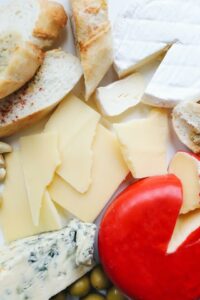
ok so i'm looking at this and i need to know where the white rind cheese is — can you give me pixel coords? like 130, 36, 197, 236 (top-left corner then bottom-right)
0, 219, 96, 300
113, 0, 200, 107
96, 73, 145, 117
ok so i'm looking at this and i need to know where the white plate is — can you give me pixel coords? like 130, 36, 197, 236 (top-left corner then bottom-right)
0, 0, 187, 297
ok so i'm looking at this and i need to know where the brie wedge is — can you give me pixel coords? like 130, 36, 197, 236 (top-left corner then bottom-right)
96, 73, 145, 116
113, 0, 200, 107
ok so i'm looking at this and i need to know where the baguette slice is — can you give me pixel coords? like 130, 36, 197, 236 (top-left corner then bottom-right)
0, 32, 43, 99
0, 0, 68, 49
71, 0, 113, 100
172, 101, 200, 153
0, 49, 82, 138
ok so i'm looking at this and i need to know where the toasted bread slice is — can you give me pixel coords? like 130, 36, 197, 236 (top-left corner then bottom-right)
0, 0, 68, 49
71, 0, 113, 100
172, 101, 200, 153
0, 32, 43, 99
0, 49, 82, 138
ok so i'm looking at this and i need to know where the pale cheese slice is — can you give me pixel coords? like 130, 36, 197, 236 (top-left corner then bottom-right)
20, 132, 60, 226
168, 152, 200, 214
0, 151, 62, 242
48, 125, 129, 222
45, 93, 100, 193
96, 73, 145, 116
167, 209, 200, 253
114, 109, 169, 178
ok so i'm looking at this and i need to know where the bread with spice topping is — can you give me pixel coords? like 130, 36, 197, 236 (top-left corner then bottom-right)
0, 32, 43, 100
71, 0, 113, 100
172, 101, 200, 153
0, 0, 68, 49
0, 49, 82, 138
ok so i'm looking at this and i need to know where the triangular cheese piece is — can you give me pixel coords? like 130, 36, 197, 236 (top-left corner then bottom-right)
0, 151, 62, 242
57, 116, 99, 193
48, 125, 129, 222
20, 132, 60, 226
167, 209, 200, 253
71, 0, 113, 100
44, 93, 101, 193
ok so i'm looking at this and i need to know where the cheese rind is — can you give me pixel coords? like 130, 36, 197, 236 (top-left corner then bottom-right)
114, 109, 169, 178
113, 0, 200, 107
168, 152, 200, 214
45, 94, 100, 193
0, 151, 62, 242
20, 132, 60, 226
0, 219, 96, 300
96, 73, 145, 117
49, 125, 129, 222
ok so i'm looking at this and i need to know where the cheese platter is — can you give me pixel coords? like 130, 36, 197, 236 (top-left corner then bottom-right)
1, 0, 200, 299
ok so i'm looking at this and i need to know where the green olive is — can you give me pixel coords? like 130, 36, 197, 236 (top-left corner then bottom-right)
82, 293, 106, 300
69, 275, 91, 297
107, 287, 126, 300
51, 292, 66, 300
90, 266, 111, 290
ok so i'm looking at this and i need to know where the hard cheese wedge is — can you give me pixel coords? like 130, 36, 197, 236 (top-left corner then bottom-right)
20, 132, 60, 226
168, 209, 200, 253
96, 73, 145, 116
0, 151, 62, 242
169, 152, 200, 214
49, 125, 129, 222
114, 109, 169, 178
45, 93, 100, 193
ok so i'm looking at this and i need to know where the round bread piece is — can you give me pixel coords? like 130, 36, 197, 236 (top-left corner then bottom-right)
0, 32, 43, 99
172, 101, 200, 153
0, 49, 83, 138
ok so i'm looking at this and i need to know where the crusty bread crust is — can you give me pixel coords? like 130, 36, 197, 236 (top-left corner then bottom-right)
33, 0, 68, 40
0, 50, 82, 138
71, 0, 113, 100
0, 42, 43, 99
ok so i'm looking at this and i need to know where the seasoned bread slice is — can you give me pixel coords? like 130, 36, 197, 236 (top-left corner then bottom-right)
172, 101, 200, 153
0, 49, 82, 138
0, 32, 43, 99
71, 0, 113, 100
0, 0, 68, 49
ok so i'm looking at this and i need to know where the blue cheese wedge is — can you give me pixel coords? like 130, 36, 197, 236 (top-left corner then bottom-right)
0, 219, 96, 300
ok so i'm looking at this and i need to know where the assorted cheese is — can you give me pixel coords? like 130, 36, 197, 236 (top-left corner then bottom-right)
45, 94, 100, 193
20, 132, 60, 226
49, 125, 129, 222
114, 109, 169, 178
113, 0, 200, 107
0, 151, 62, 242
96, 73, 145, 117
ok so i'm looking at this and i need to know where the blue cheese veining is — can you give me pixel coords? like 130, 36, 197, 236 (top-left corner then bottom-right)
0, 219, 96, 300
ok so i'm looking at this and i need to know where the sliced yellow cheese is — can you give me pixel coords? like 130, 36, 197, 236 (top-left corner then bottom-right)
20, 132, 60, 226
114, 109, 169, 178
48, 125, 129, 222
169, 152, 200, 214
0, 151, 62, 242
167, 209, 200, 253
45, 93, 100, 193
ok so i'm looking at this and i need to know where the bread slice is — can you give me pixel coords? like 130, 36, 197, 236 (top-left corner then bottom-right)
172, 101, 200, 153
71, 0, 113, 100
0, 32, 43, 99
0, 49, 82, 138
0, 0, 67, 99
0, 0, 68, 49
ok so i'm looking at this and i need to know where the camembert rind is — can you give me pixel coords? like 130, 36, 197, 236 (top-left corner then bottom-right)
0, 219, 96, 300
